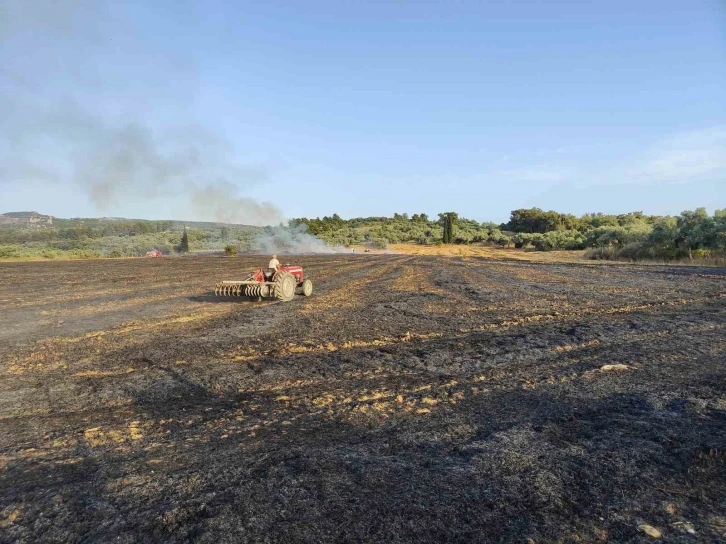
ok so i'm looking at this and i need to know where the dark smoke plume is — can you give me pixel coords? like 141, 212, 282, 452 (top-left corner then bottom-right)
0, 1, 283, 226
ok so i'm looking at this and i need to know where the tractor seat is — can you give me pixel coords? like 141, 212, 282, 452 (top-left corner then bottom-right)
264, 268, 276, 281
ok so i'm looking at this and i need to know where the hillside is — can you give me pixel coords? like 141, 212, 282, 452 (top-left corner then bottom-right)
0, 213, 262, 260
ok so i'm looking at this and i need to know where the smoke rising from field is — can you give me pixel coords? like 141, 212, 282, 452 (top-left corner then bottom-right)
251, 224, 349, 254
0, 1, 283, 227
193, 182, 282, 227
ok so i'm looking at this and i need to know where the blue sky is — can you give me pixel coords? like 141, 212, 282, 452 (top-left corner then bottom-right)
1, 0, 725, 224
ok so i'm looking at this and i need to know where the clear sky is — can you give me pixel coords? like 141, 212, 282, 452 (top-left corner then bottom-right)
1, 0, 725, 224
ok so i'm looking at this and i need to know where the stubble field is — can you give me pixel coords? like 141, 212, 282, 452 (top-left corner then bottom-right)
0, 254, 725, 543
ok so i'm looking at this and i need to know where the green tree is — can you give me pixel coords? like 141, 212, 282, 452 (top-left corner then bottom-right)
438, 212, 458, 244
647, 217, 678, 252
507, 208, 583, 233
714, 210, 726, 250
676, 208, 709, 259
412, 213, 429, 223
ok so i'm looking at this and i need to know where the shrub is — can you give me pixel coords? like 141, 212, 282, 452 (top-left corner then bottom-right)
584, 225, 650, 248
224, 245, 238, 255
0, 246, 20, 259
615, 242, 647, 260
40, 248, 63, 259
68, 249, 100, 259
691, 248, 713, 259
585, 247, 616, 260
515, 230, 585, 251
488, 229, 511, 247
371, 238, 388, 249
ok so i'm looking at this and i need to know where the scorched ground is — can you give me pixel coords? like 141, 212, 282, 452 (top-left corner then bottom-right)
0, 255, 724, 542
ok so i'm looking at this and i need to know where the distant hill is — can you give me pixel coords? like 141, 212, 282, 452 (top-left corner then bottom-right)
0, 211, 53, 227
0, 212, 258, 230
3, 211, 43, 217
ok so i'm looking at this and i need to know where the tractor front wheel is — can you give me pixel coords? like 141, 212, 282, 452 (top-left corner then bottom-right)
301, 279, 313, 296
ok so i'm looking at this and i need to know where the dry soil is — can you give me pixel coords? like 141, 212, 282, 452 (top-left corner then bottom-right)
0, 255, 724, 543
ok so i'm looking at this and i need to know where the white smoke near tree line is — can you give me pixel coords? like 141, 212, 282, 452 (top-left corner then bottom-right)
252, 224, 350, 254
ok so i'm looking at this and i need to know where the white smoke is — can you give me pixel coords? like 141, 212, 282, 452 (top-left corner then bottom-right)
252, 223, 350, 254
191, 181, 282, 226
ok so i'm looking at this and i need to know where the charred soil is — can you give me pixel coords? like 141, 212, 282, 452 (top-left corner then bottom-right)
1, 255, 725, 543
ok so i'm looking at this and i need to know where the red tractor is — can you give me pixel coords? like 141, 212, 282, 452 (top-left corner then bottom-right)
214, 264, 313, 302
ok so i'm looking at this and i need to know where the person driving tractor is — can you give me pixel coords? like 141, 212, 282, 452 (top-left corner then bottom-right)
268, 254, 281, 271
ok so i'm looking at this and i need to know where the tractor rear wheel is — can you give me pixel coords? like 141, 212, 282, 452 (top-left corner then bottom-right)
273, 271, 296, 302
301, 279, 313, 296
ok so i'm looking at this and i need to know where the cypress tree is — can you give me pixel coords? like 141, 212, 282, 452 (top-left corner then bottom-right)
440, 212, 458, 244
179, 226, 189, 253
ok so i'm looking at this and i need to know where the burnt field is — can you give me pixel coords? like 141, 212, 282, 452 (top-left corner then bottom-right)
1, 255, 725, 543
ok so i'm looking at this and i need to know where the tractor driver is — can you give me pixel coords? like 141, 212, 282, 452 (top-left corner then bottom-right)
268, 254, 281, 271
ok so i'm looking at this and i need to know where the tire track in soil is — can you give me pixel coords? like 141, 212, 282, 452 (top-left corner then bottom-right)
205, 299, 725, 427
3, 309, 722, 517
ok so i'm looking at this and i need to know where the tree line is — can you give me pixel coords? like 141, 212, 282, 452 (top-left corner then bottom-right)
1, 207, 723, 262
291, 207, 726, 260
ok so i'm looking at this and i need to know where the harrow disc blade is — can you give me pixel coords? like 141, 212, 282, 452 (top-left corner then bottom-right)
215, 281, 268, 298
215, 282, 245, 297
